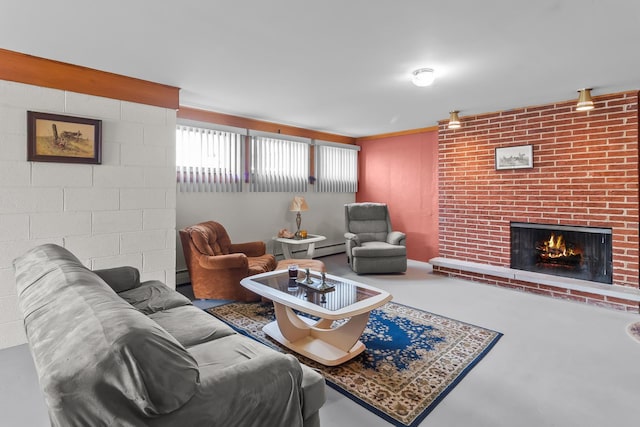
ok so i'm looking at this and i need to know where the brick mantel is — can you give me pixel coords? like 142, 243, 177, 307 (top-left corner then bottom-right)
434, 91, 639, 310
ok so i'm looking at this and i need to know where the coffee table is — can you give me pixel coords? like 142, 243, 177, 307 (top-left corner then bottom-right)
241, 269, 392, 366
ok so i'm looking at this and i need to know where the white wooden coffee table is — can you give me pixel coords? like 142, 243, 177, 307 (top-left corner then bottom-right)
241, 269, 392, 366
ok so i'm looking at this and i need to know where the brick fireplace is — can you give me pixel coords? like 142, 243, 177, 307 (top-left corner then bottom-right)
431, 91, 639, 311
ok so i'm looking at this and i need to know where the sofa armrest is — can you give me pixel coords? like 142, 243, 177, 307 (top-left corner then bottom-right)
387, 231, 406, 246
94, 266, 141, 292
230, 241, 266, 257
198, 253, 249, 271
188, 352, 307, 425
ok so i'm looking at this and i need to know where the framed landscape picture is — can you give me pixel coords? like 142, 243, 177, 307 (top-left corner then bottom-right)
27, 111, 102, 164
495, 144, 533, 170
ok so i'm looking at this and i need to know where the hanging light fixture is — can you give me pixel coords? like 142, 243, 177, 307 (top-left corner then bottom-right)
448, 110, 461, 129
576, 88, 595, 111
411, 68, 435, 87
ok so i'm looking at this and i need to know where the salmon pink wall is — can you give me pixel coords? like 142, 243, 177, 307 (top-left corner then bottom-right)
356, 130, 439, 262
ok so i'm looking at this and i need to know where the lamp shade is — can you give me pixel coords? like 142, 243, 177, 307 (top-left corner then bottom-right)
289, 196, 309, 212
576, 88, 594, 111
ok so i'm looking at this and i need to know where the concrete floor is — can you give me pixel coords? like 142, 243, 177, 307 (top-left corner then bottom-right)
1, 254, 639, 427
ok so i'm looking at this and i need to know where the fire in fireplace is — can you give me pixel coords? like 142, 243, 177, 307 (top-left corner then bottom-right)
536, 233, 581, 266
511, 222, 613, 284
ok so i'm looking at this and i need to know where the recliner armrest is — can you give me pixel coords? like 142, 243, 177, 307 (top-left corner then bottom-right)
229, 241, 266, 257
198, 253, 249, 271
387, 231, 406, 246
344, 232, 361, 246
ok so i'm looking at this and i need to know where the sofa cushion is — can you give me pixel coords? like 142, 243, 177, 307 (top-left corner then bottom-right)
189, 226, 217, 255
350, 219, 388, 242
346, 202, 388, 221
148, 305, 236, 348
188, 334, 325, 423
94, 266, 141, 292
14, 244, 200, 421
118, 280, 191, 314
100, 309, 201, 415
168, 347, 307, 427
187, 221, 234, 256
188, 334, 281, 368
345, 203, 391, 243
248, 254, 278, 275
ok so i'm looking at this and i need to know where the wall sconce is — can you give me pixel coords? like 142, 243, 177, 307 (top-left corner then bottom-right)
576, 88, 595, 111
448, 111, 461, 129
289, 196, 309, 239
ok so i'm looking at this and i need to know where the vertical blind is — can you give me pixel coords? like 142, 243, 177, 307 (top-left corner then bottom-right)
315, 142, 359, 192
176, 125, 243, 192
250, 136, 309, 192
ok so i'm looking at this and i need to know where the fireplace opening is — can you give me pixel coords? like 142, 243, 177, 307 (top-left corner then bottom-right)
536, 233, 581, 266
511, 222, 613, 284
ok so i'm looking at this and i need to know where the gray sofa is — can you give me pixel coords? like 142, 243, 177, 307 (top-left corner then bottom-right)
14, 244, 325, 427
344, 202, 407, 274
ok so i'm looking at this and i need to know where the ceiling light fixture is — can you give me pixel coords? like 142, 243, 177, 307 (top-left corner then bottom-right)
411, 68, 435, 87
576, 88, 595, 111
448, 111, 461, 129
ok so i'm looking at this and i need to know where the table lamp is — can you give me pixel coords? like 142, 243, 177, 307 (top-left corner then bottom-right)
289, 196, 309, 239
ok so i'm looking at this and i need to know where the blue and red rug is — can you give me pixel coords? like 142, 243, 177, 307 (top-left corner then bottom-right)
208, 301, 502, 427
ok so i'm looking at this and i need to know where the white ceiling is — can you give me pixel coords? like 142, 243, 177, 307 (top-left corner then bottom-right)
2, 0, 639, 137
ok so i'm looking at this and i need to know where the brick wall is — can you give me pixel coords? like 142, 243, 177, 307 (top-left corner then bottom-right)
437, 91, 639, 289
0, 80, 177, 349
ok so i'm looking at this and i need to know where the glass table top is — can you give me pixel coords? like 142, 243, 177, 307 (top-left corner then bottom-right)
251, 270, 381, 311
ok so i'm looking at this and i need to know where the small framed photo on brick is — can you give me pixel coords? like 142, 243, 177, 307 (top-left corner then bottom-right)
27, 111, 102, 164
495, 144, 533, 170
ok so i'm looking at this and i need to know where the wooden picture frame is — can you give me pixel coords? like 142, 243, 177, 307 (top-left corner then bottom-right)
27, 111, 102, 164
495, 144, 533, 170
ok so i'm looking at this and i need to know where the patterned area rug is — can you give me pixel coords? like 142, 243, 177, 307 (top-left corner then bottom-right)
207, 302, 502, 427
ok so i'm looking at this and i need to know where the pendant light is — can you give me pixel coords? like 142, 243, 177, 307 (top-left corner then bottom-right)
448, 111, 461, 129
576, 88, 594, 111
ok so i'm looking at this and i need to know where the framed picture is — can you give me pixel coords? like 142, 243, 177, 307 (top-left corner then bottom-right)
495, 144, 533, 170
27, 111, 102, 164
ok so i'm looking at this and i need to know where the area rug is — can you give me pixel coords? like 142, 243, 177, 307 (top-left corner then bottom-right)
207, 302, 502, 427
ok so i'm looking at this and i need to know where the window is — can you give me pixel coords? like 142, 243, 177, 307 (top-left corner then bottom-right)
315, 142, 359, 192
249, 134, 309, 192
176, 125, 243, 192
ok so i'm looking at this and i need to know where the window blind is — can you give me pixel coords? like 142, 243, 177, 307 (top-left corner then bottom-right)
249, 135, 309, 192
176, 125, 243, 192
315, 142, 359, 192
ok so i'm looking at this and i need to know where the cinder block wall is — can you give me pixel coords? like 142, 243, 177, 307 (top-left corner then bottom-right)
0, 80, 177, 349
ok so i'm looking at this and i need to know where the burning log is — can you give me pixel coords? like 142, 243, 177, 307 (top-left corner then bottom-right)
536, 233, 582, 266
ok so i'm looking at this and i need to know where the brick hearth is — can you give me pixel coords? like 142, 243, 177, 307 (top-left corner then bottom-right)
433, 91, 639, 311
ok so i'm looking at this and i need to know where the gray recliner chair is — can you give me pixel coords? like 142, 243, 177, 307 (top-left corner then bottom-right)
344, 202, 407, 274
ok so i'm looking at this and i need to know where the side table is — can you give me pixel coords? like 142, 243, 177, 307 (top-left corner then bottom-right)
273, 234, 326, 259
